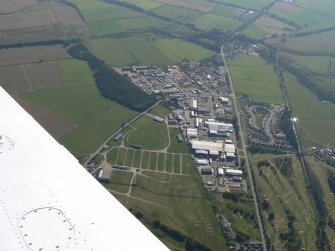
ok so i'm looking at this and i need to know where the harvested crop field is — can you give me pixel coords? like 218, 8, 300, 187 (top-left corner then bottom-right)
0, 5, 86, 30
17, 97, 78, 138
0, 62, 61, 95
0, 0, 38, 13
274, 1, 302, 13
0, 45, 70, 66
153, 0, 214, 12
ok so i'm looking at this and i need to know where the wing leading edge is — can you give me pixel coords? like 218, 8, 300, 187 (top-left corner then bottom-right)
0, 86, 169, 251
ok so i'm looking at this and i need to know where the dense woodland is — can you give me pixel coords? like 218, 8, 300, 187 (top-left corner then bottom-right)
67, 43, 156, 112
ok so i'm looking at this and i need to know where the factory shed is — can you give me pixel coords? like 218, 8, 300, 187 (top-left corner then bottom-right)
191, 140, 223, 153
224, 143, 236, 153
225, 169, 243, 176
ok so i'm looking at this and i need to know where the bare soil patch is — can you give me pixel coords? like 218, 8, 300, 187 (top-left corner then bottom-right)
0, 61, 61, 95
274, 1, 302, 13
153, 0, 213, 12
0, 4, 86, 31
0, 45, 69, 66
17, 97, 79, 138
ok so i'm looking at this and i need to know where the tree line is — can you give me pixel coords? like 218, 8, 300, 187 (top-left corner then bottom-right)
67, 42, 156, 112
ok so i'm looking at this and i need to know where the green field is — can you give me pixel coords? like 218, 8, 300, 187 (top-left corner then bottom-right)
125, 115, 169, 150
242, 15, 294, 39
119, 0, 162, 10
284, 72, 335, 147
250, 153, 317, 250
227, 53, 284, 104
270, 1, 330, 28
86, 37, 214, 66
278, 30, 335, 55
192, 13, 241, 31
280, 53, 335, 74
21, 59, 137, 153
209, 4, 256, 22
168, 128, 190, 154
152, 4, 203, 23
104, 170, 133, 193
305, 156, 335, 247
217, 0, 270, 10
126, 173, 227, 250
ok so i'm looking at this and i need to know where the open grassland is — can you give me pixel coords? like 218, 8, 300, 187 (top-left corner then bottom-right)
19, 59, 137, 153
209, 4, 256, 22
192, 13, 241, 31
250, 153, 318, 250
148, 104, 170, 118
212, 193, 260, 241
305, 156, 335, 247
0, 45, 69, 67
69, 0, 194, 36
0, 1, 87, 43
154, 39, 214, 62
125, 114, 169, 150
117, 171, 227, 250
152, 4, 203, 23
86, 38, 214, 66
270, 1, 330, 28
284, 73, 335, 147
279, 30, 335, 55
242, 15, 294, 39
119, 0, 162, 10
227, 53, 284, 104
104, 170, 134, 193
153, 0, 215, 12
168, 128, 190, 154
280, 53, 335, 74
215, 0, 270, 10
106, 146, 185, 175
294, 0, 335, 19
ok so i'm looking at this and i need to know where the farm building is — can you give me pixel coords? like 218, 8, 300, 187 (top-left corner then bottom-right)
97, 167, 112, 183
225, 169, 243, 177
153, 116, 164, 123
187, 128, 198, 138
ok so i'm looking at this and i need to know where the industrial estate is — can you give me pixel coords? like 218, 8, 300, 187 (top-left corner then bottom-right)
1, 0, 335, 250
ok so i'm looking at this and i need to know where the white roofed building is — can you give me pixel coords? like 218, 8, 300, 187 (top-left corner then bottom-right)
205, 121, 233, 131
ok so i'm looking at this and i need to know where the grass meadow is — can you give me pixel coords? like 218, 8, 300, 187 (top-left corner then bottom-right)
227, 53, 284, 104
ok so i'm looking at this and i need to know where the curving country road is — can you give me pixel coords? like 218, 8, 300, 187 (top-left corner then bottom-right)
83, 100, 162, 167
221, 46, 267, 251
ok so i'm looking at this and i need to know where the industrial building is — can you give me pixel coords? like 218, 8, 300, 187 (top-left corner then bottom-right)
218, 97, 229, 104
177, 134, 183, 142
201, 167, 214, 175
224, 143, 236, 154
194, 159, 209, 165
153, 116, 164, 123
217, 167, 224, 176
187, 128, 198, 138
225, 169, 243, 176
190, 140, 223, 157
205, 121, 233, 131
97, 167, 112, 183
190, 99, 198, 110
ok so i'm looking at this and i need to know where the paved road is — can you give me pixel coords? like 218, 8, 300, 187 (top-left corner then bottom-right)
221, 46, 267, 251
83, 100, 162, 167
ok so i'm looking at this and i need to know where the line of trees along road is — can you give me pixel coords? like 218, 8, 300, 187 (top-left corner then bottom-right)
67, 42, 156, 112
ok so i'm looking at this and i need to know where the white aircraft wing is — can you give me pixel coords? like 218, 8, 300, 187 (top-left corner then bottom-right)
0, 86, 169, 251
